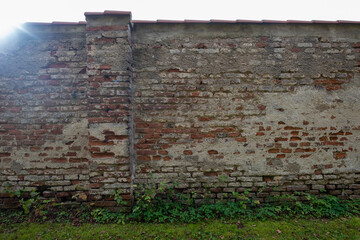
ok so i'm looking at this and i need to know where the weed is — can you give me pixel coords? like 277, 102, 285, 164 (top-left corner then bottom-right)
1, 178, 359, 225
113, 190, 127, 206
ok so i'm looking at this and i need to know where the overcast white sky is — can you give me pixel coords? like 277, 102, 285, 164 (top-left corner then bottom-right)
1, 0, 359, 37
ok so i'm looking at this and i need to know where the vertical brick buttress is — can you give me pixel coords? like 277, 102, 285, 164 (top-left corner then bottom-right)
85, 13, 133, 206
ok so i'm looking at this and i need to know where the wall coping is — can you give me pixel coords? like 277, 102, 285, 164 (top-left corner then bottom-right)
21, 10, 360, 26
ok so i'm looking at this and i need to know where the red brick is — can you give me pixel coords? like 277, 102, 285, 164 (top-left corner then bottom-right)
281, 148, 292, 153
333, 152, 346, 159
275, 137, 287, 142
324, 164, 333, 169
158, 150, 168, 155
44, 158, 67, 163
257, 105, 266, 110
268, 149, 279, 153
93, 201, 117, 207
48, 63, 67, 68
235, 137, 247, 142
326, 85, 341, 91
204, 172, 219, 177
101, 25, 128, 31
322, 141, 344, 146
300, 142, 310, 147
86, 26, 101, 31
284, 126, 302, 130
91, 152, 115, 158
69, 158, 88, 163
138, 156, 151, 161
56, 192, 69, 198
263, 177, 272, 182
255, 43, 268, 48
208, 150, 218, 155
0, 153, 11, 157
198, 117, 212, 121
39, 75, 51, 80
183, 150, 193, 155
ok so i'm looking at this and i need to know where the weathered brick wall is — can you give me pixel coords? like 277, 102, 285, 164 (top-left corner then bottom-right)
85, 13, 133, 206
0, 23, 89, 207
0, 12, 359, 207
132, 23, 360, 200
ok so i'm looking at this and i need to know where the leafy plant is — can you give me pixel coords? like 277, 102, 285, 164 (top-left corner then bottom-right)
114, 190, 127, 206
10, 188, 41, 215
2, 178, 360, 225
91, 208, 126, 224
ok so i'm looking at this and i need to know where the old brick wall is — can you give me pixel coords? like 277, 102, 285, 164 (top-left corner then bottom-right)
0, 12, 359, 207
132, 23, 360, 200
85, 13, 133, 206
0, 23, 90, 207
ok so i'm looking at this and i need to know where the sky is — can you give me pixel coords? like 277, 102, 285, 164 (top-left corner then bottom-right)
0, 0, 359, 38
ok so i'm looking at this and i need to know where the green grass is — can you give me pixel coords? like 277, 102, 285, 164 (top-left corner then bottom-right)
1, 217, 359, 240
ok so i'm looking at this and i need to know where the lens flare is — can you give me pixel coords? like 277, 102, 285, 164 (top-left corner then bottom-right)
0, 23, 22, 40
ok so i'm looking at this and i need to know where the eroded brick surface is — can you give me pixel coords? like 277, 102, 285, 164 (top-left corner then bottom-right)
132, 23, 360, 201
0, 14, 359, 207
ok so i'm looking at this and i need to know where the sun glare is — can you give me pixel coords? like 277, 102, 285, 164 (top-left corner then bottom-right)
0, 23, 22, 40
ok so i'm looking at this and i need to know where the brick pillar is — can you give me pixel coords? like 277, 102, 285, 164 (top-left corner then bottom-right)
85, 11, 133, 206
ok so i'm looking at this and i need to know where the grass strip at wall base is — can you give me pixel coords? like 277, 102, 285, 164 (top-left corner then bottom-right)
1, 217, 359, 240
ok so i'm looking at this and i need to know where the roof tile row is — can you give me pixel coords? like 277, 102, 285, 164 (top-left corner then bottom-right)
24, 10, 360, 25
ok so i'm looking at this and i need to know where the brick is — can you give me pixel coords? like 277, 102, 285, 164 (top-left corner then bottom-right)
312, 185, 325, 190
91, 153, 115, 158
275, 137, 287, 142
287, 185, 309, 191
101, 25, 128, 31
208, 150, 218, 155
183, 150, 193, 155
350, 184, 360, 189
333, 152, 346, 159
268, 149, 279, 153
235, 137, 247, 142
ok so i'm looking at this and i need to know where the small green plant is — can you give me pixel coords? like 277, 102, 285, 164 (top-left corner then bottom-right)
91, 208, 126, 224
114, 190, 127, 206
2, 177, 360, 225
10, 188, 40, 215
